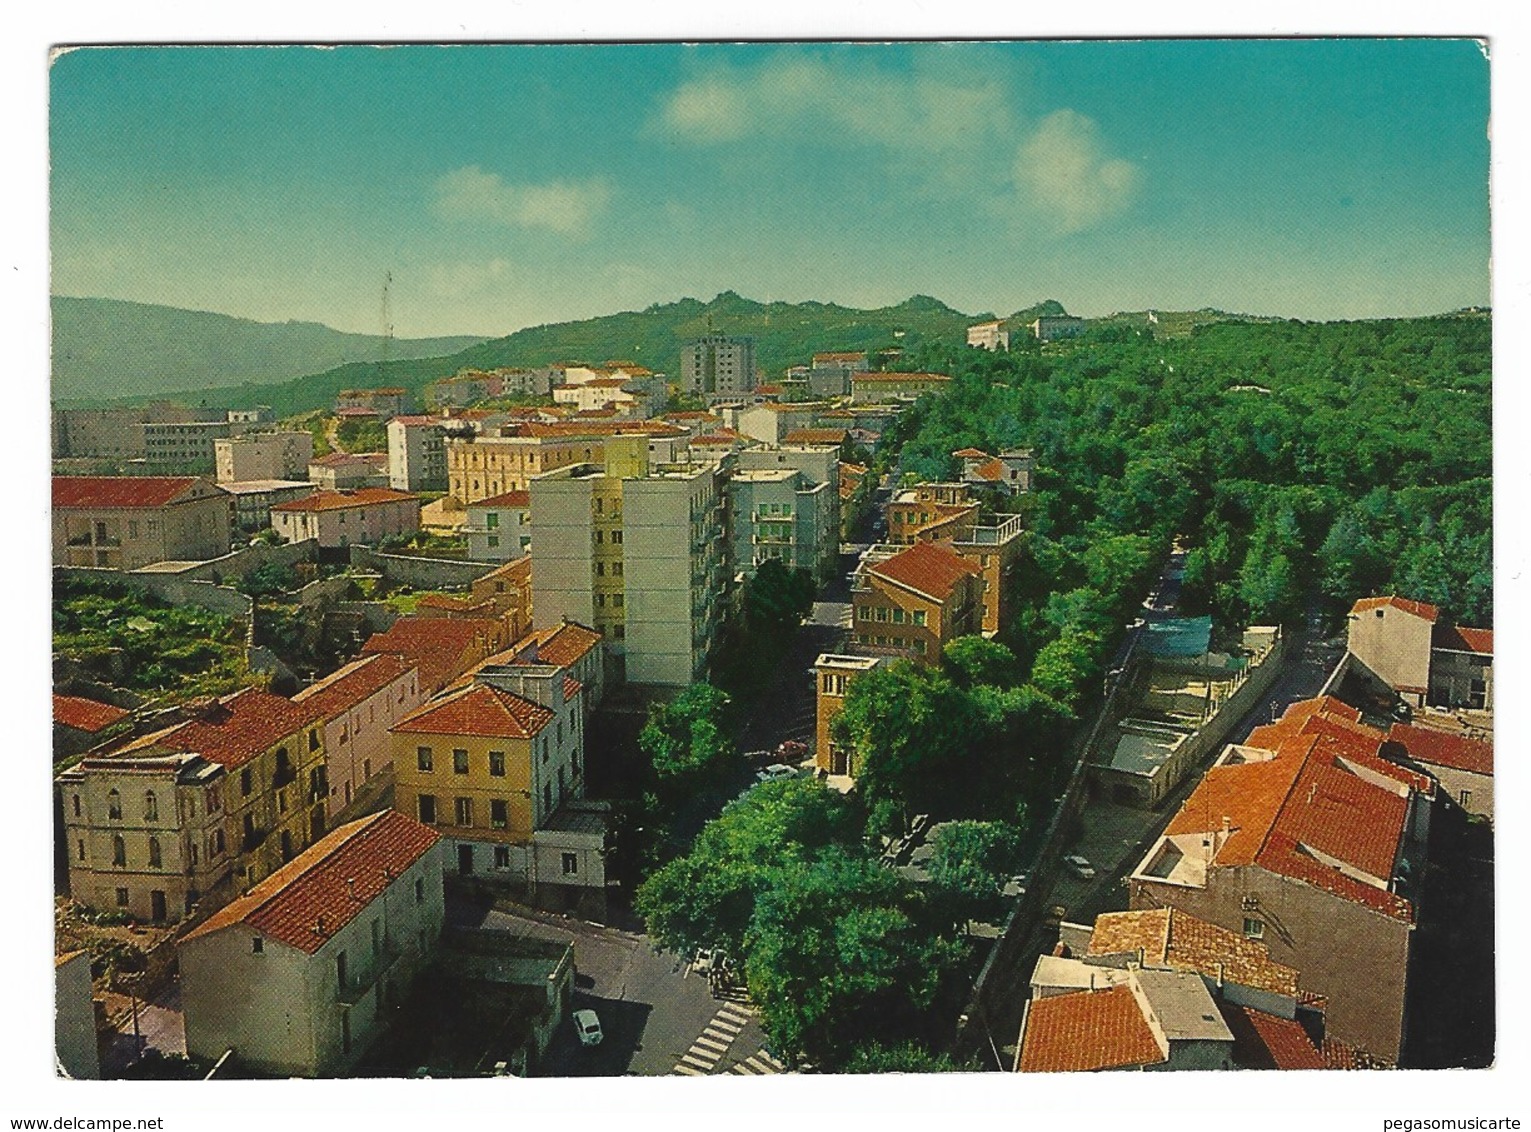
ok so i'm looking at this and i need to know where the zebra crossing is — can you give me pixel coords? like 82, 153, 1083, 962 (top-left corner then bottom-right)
730, 1048, 787, 1075
670, 1003, 752, 1076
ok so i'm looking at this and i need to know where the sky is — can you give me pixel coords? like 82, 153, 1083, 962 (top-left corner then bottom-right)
49, 39, 1491, 338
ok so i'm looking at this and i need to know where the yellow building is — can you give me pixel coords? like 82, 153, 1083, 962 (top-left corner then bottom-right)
812, 654, 882, 777
63, 688, 330, 919
850, 540, 983, 664
447, 433, 604, 505
389, 667, 605, 910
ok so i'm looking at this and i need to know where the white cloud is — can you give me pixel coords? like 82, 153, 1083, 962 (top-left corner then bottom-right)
1013, 110, 1140, 235
658, 53, 1014, 157
425, 257, 511, 300
432, 166, 611, 236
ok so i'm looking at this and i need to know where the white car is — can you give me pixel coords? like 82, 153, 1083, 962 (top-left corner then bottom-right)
756, 764, 799, 783
573, 1009, 603, 1047
1064, 854, 1097, 879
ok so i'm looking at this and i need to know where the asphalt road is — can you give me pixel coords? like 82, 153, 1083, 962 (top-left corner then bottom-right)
450, 895, 776, 1077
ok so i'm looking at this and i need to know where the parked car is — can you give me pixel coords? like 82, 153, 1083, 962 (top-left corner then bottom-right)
776, 739, 808, 761
573, 1009, 604, 1047
756, 763, 799, 783
694, 947, 726, 974
1064, 854, 1097, 879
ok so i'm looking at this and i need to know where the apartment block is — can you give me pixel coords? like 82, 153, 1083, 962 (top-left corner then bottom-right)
850, 540, 983, 664
387, 415, 448, 492
335, 388, 409, 418
53, 476, 232, 568
967, 320, 1011, 352
180, 811, 445, 1077
728, 468, 835, 581
215, 432, 315, 484
143, 419, 234, 473
220, 480, 317, 533
850, 371, 951, 403
954, 447, 1034, 496
1031, 316, 1086, 341
292, 655, 424, 819
52, 407, 151, 461
681, 334, 757, 399
308, 452, 389, 491
950, 513, 1027, 637
390, 666, 604, 909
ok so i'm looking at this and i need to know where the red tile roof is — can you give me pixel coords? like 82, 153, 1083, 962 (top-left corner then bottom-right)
690, 429, 745, 446
562, 675, 583, 701
112, 688, 319, 770
972, 457, 1007, 482
471, 490, 531, 510
53, 694, 130, 733
390, 415, 441, 427
783, 428, 849, 445
867, 540, 983, 604
291, 654, 418, 721
1161, 697, 1426, 922
1017, 985, 1166, 1072
1217, 1002, 1327, 1070
361, 616, 498, 692
952, 447, 989, 459
392, 682, 554, 739
53, 476, 209, 510
532, 622, 603, 668
1350, 595, 1439, 622
1432, 623, 1493, 654
853, 371, 952, 383
272, 488, 419, 513
182, 811, 439, 954
1087, 908, 1299, 998
1387, 722, 1493, 777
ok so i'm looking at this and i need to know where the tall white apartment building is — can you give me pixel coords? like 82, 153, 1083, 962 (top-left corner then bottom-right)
387, 415, 448, 492
681, 335, 757, 399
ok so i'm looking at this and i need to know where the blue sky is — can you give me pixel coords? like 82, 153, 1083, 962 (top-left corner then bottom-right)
49, 40, 1490, 337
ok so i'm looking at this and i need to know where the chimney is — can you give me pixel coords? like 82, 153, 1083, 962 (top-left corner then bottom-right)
346, 877, 356, 900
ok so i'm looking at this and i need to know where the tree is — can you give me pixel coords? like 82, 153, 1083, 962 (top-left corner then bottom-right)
942, 636, 1021, 689
743, 558, 816, 637
744, 846, 967, 1069
842, 1042, 961, 1074
638, 683, 736, 784
927, 819, 1027, 925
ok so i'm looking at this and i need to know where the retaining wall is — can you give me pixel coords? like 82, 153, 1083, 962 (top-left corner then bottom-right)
349, 546, 500, 590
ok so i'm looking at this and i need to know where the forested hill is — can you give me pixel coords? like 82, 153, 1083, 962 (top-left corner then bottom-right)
99, 292, 1103, 417
887, 311, 1493, 630
51, 296, 488, 403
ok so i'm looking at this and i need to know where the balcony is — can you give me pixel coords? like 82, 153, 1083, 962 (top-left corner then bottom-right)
336, 942, 403, 1006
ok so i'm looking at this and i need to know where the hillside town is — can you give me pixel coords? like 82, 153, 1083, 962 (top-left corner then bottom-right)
49, 313, 1494, 1081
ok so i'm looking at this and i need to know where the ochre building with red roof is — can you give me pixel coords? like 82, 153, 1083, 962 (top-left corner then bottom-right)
851, 540, 983, 664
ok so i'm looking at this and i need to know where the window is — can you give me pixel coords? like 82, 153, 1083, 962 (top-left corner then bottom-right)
487, 535, 500, 549
72, 794, 81, 818
77, 839, 86, 862
418, 794, 437, 824
144, 792, 158, 821
892, 608, 905, 624
491, 799, 508, 829
858, 606, 870, 621
252, 937, 264, 954
543, 782, 553, 814
875, 607, 889, 622
414, 877, 425, 905
309, 729, 320, 752
336, 951, 349, 991
914, 639, 926, 653
489, 750, 506, 777
453, 748, 469, 775
112, 836, 126, 867
562, 852, 579, 876
913, 610, 927, 626
494, 846, 511, 870
1460, 790, 1472, 807
1243, 917, 1265, 941
241, 769, 252, 796
115, 888, 129, 907
148, 837, 162, 868
486, 513, 500, 529
455, 797, 473, 826
212, 829, 225, 856
107, 790, 121, 820
417, 746, 433, 772
611, 530, 623, 545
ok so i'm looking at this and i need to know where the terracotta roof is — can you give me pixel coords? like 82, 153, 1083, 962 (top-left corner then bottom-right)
562, 675, 583, 700
1161, 697, 1426, 922
53, 476, 208, 510
471, 490, 531, 510
867, 540, 982, 603
111, 688, 319, 770
515, 420, 686, 439
53, 694, 130, 733
273, 488, 419, 513
292, 654, 417, 721
392, 682, 554, 739
182, 811, 439, 954
1218, 1002, 1327, 1070
1017, 985, 1166, 1072
690, 430, 746, 446
1087, 908, 1300, 998
952, 447, 990, 459
533, 622, 603, 668
416, 593, 494, 615
390, 415, 441, 427
1350, 595, 1439, 622
972, 457, 1007, 482
480, 557, 533, 588
1432, 623, 1493, 654
1387, 722, 1493, 777
784, 429, 849, 445
361, 616, 498, 692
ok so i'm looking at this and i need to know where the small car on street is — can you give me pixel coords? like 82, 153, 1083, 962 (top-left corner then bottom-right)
1064, 854, 1097, 879
756, 763, 799, 783
573, 1009, 604, 1047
